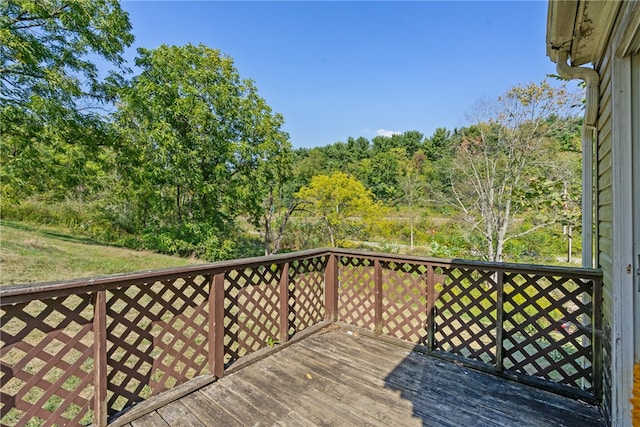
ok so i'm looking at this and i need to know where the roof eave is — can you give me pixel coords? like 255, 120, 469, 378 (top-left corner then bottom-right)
547, 0, 621, 66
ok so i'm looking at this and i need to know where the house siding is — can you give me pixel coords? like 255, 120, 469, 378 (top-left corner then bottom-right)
596, 39, 614, 423
593, 3, 640, 425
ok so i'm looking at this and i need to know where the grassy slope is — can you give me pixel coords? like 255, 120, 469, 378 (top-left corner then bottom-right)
0, 221, 201, 285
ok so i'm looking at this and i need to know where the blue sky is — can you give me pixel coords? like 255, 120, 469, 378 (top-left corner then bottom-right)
120, 1, 568, 149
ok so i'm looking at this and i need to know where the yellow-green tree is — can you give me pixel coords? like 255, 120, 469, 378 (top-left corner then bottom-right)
294, 172, 386, 247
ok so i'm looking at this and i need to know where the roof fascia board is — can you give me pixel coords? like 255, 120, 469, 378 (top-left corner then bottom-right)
547, 0, 619, 66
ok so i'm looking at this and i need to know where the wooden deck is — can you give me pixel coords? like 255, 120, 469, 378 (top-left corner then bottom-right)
118, 326, 603, 427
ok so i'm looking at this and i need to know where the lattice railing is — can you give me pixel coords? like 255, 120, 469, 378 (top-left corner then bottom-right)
0, 250, 329, 427
0, 294, 95, 426
434, 266, 498, 365
333, 251, 602, 402
224, 266, 281, 364
338, 256, 376, 330
105, 276, 210, 412
289, 257, 326, 334
502, 273, 595, 391
380, 261, 428, 344
0, 249, 602, 426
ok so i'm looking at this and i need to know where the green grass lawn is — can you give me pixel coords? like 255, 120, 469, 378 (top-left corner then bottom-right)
0, 220, 202, 285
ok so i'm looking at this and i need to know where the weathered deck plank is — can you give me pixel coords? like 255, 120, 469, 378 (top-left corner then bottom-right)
118, 326, 604, 427
177, 390, 242, 427
155, 400, 206, 427
129, 411, 169, 427
214, 373, 315, 427
256, 355, 398, 426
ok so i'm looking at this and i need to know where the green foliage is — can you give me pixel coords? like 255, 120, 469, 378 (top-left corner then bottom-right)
256, 135, 295, 255
140, 223, 235, 261
265, 337, 279, 347
290, 130, 449, 206
280, 218, 326, 251
1, 0, 134, 201
1, 0, 133, 109
113, 43, 291, 258
424, 127, 454, 161
421, 219, 471, 258
1, 197, 261, 262
1, 198, 87, 229
371, 131, 423, 156
550, 116, 582, 152
356, 148, 404, 201
378, 240, 401, 254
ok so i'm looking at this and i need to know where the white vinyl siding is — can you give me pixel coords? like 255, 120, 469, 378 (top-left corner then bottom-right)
596, 39, 614, 423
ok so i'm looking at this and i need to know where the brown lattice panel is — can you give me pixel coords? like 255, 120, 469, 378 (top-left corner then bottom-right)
106, 276, 209, 414
502, 273, 594, 391
380, 261, 429, 344
1, 295, 95, 426
337, 256, 376, 330
223, 265, 281, 364
433, 267, 498, 365
289, 257, 326, 335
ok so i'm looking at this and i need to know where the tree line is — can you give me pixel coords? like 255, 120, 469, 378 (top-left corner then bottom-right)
1, 1, 583, 264
272, 94, 582, 262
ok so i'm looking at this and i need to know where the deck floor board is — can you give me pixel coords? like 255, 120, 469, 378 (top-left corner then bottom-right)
124, 326, 604, 427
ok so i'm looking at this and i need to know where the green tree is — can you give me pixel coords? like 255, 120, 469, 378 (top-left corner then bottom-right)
0, 0, 133, 200
345, 136, 370, 161
114, 44, 291, 260
371, 131, 424, 157
424, 127, 453, 161
357, 147, 406, 202
450, 80, 581, 262
292, 147, 329, 186
294, 172, 386, 247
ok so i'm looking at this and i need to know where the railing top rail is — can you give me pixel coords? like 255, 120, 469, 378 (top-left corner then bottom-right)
329, 248, 603, 279
1, 247, 602, 305
0, 248, 332, 305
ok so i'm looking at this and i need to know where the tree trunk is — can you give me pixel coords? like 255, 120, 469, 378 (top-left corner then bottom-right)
176, 184, 182, 223
264, 188, 274, 255
410, 215, 414, 250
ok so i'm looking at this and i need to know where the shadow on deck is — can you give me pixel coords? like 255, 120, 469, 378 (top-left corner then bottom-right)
119, 326, 603, 427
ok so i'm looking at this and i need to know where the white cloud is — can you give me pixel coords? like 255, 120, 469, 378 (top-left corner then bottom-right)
375, 129, 402, 137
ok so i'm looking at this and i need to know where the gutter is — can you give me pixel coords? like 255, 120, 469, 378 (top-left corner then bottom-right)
554, 49, 599, 269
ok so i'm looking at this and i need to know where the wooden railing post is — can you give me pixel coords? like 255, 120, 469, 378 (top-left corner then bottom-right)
495, 270, 505, 373
426, 265, 436, 352
279, 262, 290, 343
93, 290, 108, 427
374, 259, 383, 335
324, 254, 338, 322
208, 273, 225, 378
